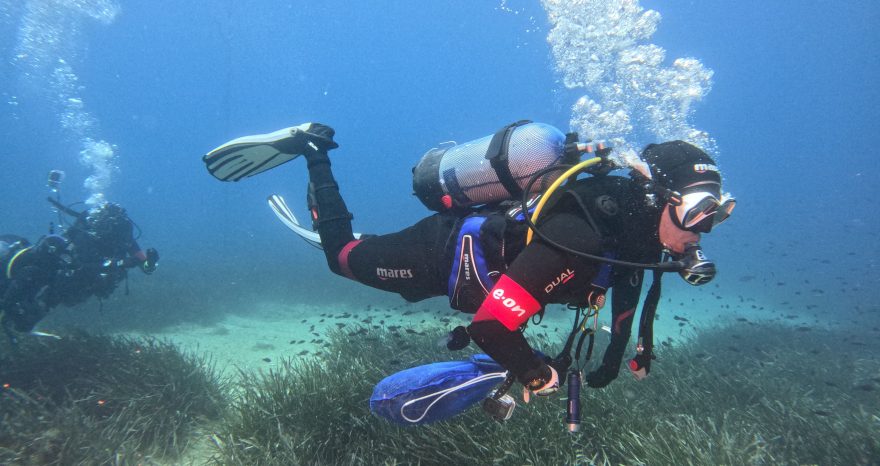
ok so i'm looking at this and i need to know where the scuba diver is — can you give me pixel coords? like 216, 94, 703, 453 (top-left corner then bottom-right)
203, 121, 734, 399
0, 199, 159, 345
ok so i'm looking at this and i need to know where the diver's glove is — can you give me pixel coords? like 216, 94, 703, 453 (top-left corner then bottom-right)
521, 364, 559, 402
585, 364, 619, 388
444, 325, 470, 350
141, 248, 159, 274
5, 297, 49, 333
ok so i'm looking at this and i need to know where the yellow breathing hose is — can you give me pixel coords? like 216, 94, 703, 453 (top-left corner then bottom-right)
525, 157, 603, 245
6, 246, 32, 279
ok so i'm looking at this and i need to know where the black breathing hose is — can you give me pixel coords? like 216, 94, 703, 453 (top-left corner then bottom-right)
520, 164, 685, 272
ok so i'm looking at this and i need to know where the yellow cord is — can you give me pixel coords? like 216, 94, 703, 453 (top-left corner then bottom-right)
525, 157, 602, 244
6, 247, 31, 279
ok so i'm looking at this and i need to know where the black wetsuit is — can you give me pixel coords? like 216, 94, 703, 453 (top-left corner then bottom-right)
0, 227, 149, 335
305, 147, 663, 386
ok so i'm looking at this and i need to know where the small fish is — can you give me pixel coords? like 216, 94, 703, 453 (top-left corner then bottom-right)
297, 350, 309, 356
262, 357, 272, 363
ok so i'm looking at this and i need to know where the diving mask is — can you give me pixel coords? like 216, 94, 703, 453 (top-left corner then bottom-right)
674, 191, 736, 233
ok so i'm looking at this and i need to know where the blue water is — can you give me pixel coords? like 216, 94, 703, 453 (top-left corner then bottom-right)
1, 0, 878, 329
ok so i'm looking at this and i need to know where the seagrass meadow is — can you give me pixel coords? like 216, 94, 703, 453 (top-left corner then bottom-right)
1, 322, 876, 465
0, 331, 225, 465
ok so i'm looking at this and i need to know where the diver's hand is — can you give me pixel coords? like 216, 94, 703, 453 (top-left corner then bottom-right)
548, 355, 572, 387
141, 248, 159, 274
522, 364, 559, 402
7, 298, 49, 333
586, 364, 618, 388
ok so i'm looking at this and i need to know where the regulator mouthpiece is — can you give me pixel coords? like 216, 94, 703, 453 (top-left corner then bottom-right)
678, 243, 716, 286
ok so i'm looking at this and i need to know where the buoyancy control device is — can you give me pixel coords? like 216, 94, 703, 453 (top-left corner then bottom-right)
412, 121, 575, 211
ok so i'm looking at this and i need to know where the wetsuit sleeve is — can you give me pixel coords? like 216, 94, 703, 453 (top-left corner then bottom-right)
468, 211, 603, 385
596, 268, 644, 378
127, 239, 147, 263
303, 148, 356, 276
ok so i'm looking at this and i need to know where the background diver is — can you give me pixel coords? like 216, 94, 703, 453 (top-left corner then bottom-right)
0, 199, 159, 345
204, 121, 734, 398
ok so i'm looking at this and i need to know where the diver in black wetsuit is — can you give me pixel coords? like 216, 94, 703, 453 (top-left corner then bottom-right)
0, 202, 159, 344
214, 122, 734, 397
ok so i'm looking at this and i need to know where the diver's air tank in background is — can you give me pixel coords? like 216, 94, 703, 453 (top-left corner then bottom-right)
412, 121, 572, 211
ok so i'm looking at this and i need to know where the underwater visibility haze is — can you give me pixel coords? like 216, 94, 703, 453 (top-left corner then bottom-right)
0, 0, 878, 464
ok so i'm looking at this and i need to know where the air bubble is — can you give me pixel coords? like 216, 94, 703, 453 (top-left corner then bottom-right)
542, 0, 717, 164
11, 0, 121, 205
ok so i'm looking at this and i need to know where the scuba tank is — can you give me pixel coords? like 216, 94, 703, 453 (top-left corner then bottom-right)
412, 121, 573, 211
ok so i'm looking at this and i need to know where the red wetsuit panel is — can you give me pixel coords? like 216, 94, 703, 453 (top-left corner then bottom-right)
473, 274, 541, 331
